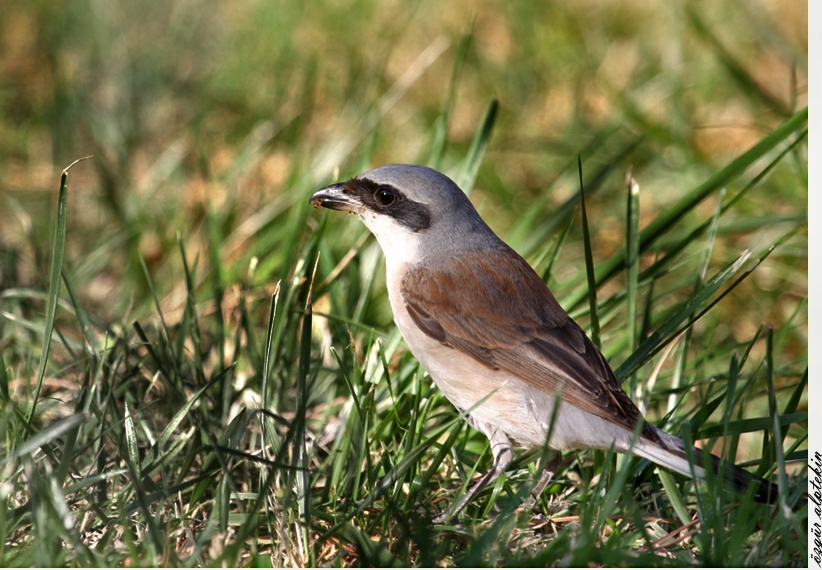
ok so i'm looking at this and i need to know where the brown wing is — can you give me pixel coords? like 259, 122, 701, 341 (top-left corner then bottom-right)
400, 246, 659, 443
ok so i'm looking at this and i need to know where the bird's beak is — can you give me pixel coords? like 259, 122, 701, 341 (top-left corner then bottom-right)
309, 183, 361, 214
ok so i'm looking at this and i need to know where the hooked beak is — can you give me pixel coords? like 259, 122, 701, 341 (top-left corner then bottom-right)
309, 183, 361, 213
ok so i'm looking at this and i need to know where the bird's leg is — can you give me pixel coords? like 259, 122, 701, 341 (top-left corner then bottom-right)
433, 425, 513, 524
521, 449, 561, 512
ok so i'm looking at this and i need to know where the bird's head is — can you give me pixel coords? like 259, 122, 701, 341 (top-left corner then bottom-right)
310, 164, 497, 266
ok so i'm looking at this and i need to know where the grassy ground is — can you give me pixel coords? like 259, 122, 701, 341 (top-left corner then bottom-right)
0, 0, 808, 566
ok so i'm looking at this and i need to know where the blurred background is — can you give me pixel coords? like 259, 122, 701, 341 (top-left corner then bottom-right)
0, 0, 806, 326
0, 0, 808, 432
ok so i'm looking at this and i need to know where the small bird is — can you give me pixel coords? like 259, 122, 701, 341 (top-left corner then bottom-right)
310, 164, 777, 522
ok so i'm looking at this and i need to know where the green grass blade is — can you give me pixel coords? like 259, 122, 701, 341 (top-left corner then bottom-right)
694, 412, 806, 440
565, 107, 807, 310
783, 367, 807, 416
664, 187, 726, 412
261, 285, 281, 449
0, 344, 8, 402
406, 420, 463, 510
656, 470, 691, 525
320, 412, 463, 542
687, 6, 791, 117
515, 138, 642, 258
60, 268, 99, 358
456, 99, 498, 194
540, 210, 575, 283
625, 172, 640, 398
720, 351, 740, 459
205, 210, 228, 408
616, 249, 751, 379
27, 158, 90, 422
123, 403, 140, 477
147, 371, 225, 468
632, 130, 806, 311
335, 522, 403, 567
294, 256, 318, 561
428, 22, 473, 170
138, 253, 175, 360
764, 328, 788, 512
3, 412, 86, 464
594, 427, 643, 530
131, 320, 183, 399
578, 157, 601, 348
177, 235, 206, 387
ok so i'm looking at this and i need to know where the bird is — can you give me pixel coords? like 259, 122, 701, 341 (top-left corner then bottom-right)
309, 163, 778, 523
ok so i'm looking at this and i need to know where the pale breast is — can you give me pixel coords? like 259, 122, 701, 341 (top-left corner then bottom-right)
385, 261, 637, 453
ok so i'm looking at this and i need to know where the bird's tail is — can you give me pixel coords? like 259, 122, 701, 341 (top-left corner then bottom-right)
632, 426, 779, 504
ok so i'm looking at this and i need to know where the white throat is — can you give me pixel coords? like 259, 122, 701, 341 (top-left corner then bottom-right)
359, 209, 425, 275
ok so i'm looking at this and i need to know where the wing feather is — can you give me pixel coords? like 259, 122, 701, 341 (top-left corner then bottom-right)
400, 246, 660, 444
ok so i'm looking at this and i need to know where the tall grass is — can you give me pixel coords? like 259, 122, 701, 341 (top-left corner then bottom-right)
0, 0, 807, 566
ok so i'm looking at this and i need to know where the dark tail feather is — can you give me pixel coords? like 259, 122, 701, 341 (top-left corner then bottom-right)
709, 453, 779, 504
636, 427, 779, 504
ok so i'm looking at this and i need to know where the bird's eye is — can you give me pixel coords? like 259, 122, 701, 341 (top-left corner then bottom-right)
374, 187, 397, 206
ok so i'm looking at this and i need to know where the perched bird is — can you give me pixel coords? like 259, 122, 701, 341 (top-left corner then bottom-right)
310, 164, 778, 522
